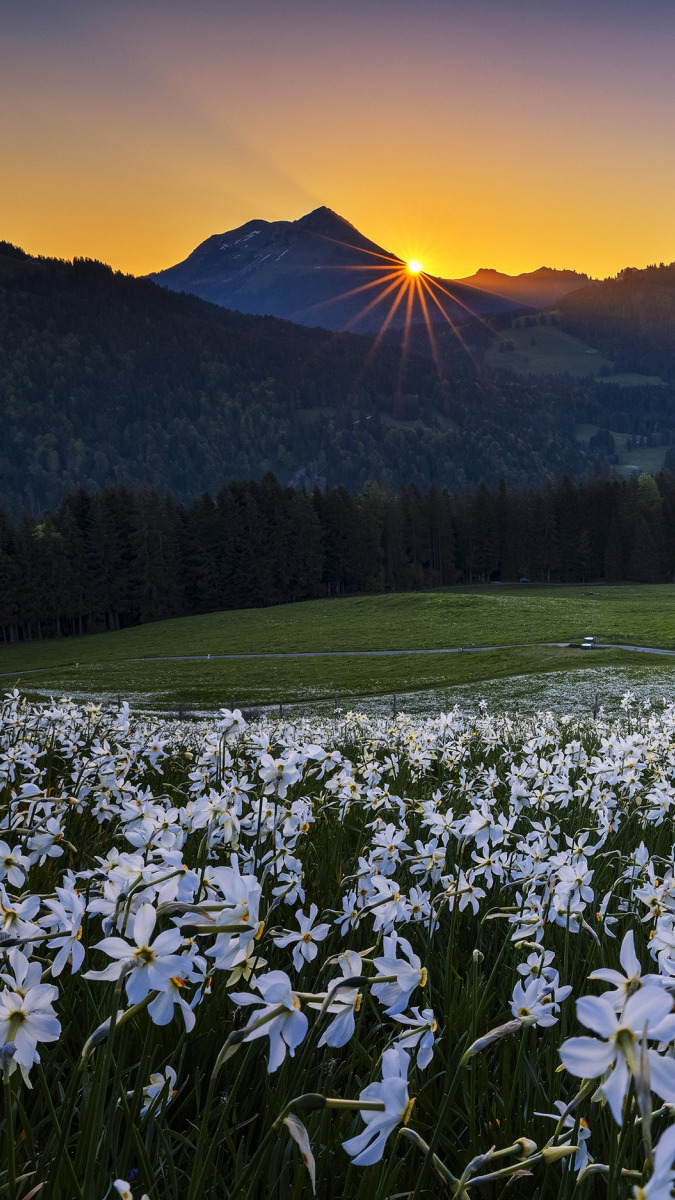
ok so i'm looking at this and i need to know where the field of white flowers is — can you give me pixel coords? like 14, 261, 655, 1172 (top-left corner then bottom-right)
4, 688, 675, 1198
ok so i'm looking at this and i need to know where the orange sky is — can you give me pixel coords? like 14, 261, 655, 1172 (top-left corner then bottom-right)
3, 0, 675, 280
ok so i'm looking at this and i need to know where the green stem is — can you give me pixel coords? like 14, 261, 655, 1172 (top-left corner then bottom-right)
3, 1073, 16, 1200
35, 1064, 83, 1200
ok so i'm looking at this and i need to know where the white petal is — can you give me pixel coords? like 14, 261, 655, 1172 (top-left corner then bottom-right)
148, 991, 174, 1026
576, 995, 617, 1038
624, 986, 672, 1032
559, 1036, 615, 1078
619, 931, 641, 977
93, 937, 133, 961
652, 1123, 675, 1176
600, 1057, 630, 1125
587, 969, 626, 986
283, 1114, 316, 1195
133, 904, 156, 949
648, 1050, 675, 1105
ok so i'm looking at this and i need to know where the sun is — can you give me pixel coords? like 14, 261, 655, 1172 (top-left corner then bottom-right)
305, 232, 484, 376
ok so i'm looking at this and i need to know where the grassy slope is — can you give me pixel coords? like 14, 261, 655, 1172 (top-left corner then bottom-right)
2, 584, 675, 709
483, 321, 661, 386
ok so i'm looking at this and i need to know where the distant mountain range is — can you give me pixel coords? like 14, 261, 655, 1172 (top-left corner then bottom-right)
150, 207, 591, 332
455, 265, 591, 309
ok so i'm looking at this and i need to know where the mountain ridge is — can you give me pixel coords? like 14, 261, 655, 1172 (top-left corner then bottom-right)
150, 207, 593, 330
456, 264, 592, 308
149, 207, 527, 332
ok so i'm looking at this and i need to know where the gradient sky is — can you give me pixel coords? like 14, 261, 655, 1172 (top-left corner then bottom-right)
2, 0, 675, 279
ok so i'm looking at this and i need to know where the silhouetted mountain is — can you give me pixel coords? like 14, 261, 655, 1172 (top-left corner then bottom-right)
456, 265, 592, 308
150, 207, 525, 331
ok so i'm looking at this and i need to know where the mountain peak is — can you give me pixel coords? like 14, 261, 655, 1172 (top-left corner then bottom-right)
150, 208, 547, 331
294, 206, 358, 236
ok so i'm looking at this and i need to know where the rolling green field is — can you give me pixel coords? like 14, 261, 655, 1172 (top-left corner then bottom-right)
2, 584, 675, 712
483, 321, 661, 386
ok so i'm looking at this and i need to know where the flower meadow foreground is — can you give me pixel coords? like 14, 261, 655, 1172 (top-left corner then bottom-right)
6, 693, 675, 1196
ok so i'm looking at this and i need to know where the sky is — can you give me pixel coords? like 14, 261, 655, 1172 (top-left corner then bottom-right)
2, 0, 675, 280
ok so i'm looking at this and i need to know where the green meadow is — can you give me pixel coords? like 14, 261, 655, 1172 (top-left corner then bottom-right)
483, 320, 661, 387
2, 584, 675, 711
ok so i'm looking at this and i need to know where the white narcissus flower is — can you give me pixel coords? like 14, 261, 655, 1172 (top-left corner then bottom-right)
41, 886, 87, 976
517, 949, 557, 982
0, 948, 42, 995
364, 875, 409, 934
510, 976, 572, 1028
84, 903, 186, 1004
372, 935, 427, 1016
441, 870, 486, 915
342, 1047, 413, 1166
202, 865, 262, 942
113, 1182, 149, 1200
217, 707, 247, 740
273, 904, 331, 972
147, 974, 196, 1032
26, 816, 65, 863
309, 950, 364, 1049
258, 754, 300, 798
230, 970, 308, 1073
391, 1007, 437, 1069
560, 988, 675, 1125
535, 1100, 592, 1172
0, 841, 30, 887
589, 929, 666, 1011
139, 1066, 177, 1117
0, 884, 41, 941
0, 972, 61, 1077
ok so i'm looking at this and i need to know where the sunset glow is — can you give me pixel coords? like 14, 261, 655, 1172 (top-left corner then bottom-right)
2, 1, 675, 280
303, 231, 483, 374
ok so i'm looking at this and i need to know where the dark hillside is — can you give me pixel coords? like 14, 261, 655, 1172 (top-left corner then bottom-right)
559, 263, 675, 377
0, 245, 598, 511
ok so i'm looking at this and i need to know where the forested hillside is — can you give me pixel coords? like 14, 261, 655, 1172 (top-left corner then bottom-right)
559, 262, 675, 377
0, 243, 643, 513
1, 471, 672, 643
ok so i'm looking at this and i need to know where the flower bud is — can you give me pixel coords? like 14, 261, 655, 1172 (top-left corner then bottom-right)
463, 1019, 523, 1060
541, 1145, 578, 1163
515, 1138, 537, 1159
289, 1094, 326, 1112
0, 1042, 16, 1078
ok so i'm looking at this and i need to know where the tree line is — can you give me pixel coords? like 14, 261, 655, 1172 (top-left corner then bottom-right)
1, 471, 673, 644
